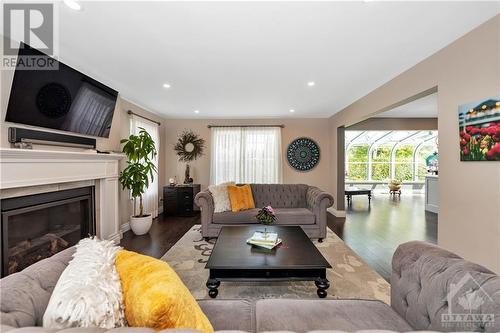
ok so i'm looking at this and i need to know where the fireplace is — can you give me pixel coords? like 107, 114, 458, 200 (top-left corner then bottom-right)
1, 186, 95, 277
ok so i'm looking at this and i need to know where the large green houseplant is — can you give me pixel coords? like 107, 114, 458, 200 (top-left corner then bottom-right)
119, 127, 157, 235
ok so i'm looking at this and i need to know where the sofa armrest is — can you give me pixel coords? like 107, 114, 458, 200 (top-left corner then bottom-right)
306, 187, 334, 239
195, 190, 215, 237
391, 241, 500, 331
0, 248, 75, 328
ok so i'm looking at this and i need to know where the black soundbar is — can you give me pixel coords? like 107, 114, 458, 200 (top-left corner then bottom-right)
8, 127, 96, 149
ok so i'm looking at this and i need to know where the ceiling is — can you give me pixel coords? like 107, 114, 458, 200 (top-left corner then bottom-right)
375, 93, 438, 118
55, 1, 499, 119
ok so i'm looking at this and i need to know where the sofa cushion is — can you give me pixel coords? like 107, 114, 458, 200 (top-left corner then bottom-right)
115, 250, 213, 333
43, 238, 125, 329
213, 209, 260, 224
228, 185, 256, 212
197, 299, 255, 332
208, 182, 234, 213
273, 208, 315, 225
213, 208, 315, 225
255, 299, 412, 332
251, 184, 308, 208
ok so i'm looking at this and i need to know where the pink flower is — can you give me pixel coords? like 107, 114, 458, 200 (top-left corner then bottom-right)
265, 205, 274, 214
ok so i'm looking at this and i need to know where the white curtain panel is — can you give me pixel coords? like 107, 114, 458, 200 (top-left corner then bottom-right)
210, 127, 283, 184
130, 115, 159, 218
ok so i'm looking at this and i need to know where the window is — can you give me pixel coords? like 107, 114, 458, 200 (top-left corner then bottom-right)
394, 145, 415, 181
346, 145, 368, 181
210, 127, 283, 184
371, 144, 391, 181
345, 130, 438, 182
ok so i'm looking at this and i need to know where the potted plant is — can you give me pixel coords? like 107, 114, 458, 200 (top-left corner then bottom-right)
256, 205, 276, 238
119, 127, 157, 235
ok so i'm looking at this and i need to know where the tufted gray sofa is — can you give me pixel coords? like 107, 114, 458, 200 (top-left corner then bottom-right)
194, 184, 334, 240
1, 240, 499, 333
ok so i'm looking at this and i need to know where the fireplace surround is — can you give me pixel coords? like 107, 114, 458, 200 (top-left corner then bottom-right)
0, 148, 124, 273
1, 187, 95, 276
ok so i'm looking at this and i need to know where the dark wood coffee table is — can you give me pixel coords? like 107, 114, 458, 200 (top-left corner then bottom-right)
205, 226, 332, 298
345, 186, 372, 205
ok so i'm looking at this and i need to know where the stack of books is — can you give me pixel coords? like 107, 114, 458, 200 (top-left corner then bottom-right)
247, 231, 282, 250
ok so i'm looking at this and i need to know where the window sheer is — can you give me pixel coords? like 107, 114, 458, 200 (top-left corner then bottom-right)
130, 115, 160, 218
210, 127, 283, 184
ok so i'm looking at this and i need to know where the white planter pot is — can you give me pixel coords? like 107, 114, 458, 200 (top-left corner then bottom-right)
130, 214, 152, 235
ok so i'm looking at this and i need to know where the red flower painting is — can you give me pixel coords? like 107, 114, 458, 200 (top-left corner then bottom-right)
458, 98, 500, 161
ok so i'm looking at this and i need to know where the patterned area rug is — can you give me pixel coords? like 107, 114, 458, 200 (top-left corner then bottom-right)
161, 226, 390, 304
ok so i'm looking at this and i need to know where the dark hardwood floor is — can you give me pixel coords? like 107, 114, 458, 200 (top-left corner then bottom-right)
121, 193, 437, 282
120, 214, 199, 258
328, 192, 437, 281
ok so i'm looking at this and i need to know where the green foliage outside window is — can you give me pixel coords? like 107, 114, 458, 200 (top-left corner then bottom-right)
395, 145, 414, 162
346, 145, 368, 180
345, 134, 438, 183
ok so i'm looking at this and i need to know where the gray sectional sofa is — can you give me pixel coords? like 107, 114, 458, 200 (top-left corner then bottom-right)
1, 241, 499, 332
194, 184, 334, 240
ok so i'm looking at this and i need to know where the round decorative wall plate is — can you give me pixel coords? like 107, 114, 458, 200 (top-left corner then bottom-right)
286, 137, 320, 171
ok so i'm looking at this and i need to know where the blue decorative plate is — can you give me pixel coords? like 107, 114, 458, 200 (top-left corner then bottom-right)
287, 137, 320, 171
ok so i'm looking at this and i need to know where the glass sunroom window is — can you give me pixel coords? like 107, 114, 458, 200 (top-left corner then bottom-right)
346, 145, 368, 181
371, 144, 391, 180
394, 145, 415, 181
345, 130, 438, 183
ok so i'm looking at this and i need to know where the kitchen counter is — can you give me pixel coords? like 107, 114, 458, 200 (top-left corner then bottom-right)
425, 175, 438, 213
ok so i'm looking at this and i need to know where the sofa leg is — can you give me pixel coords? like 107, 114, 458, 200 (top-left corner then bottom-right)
204, 237, 210, 241
318, 238, 323, 243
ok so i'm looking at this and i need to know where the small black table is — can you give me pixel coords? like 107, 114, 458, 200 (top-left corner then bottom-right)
205, 226, 332, 298
345, 187, 372, 205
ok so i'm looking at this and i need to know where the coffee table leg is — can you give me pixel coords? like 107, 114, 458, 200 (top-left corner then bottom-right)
315, 277, 330, 298
206, 278, 220, 298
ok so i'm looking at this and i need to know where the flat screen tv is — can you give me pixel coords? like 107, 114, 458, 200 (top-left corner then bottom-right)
5, 43, 118, 138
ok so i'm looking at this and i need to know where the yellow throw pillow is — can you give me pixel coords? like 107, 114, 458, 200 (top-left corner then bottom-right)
115, 250, 213, 333
227, 184, 255, 212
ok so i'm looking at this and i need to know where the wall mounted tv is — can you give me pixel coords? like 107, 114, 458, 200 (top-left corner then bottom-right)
5, 43, 118, 138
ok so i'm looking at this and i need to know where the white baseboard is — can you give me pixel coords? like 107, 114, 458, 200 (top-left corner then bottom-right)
120, 222, 131, 234
328, 207, 346, 218
108, 232, 121, 244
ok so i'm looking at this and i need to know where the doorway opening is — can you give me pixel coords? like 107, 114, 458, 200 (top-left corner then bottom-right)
335, 91, 439, 280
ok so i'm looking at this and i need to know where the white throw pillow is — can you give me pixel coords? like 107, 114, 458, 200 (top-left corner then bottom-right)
208, 182, 235, 213
43, 238, 126, 329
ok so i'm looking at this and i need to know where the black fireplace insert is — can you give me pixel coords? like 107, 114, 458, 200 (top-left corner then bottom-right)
1, 186, 95, 277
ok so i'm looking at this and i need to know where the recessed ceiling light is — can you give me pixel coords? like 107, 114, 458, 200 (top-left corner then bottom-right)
307, 81, 315, 87
194, 110, 200, 114
63, 0, 82, 11
289, 109, 295, 113
162, 83, 171, 89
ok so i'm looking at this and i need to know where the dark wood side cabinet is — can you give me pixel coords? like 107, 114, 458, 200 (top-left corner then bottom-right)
163, 184, 201, 216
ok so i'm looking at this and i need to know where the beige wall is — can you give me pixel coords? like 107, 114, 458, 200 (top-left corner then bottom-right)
347, 117, 438, 131
329, 15, 500, 273
1, 65, 168, 228
164, 118, 331, 192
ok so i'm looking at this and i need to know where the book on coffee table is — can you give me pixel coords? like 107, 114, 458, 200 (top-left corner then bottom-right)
247, 231, 281, 249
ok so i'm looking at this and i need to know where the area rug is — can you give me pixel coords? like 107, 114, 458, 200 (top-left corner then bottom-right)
161, 226, 390, 304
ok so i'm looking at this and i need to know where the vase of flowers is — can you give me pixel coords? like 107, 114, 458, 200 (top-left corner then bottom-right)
256, 205, 276, 237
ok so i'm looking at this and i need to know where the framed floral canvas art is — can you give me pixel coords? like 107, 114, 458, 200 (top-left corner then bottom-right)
458, 96, 500, 161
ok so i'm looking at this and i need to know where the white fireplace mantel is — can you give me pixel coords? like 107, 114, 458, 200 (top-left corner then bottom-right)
0, 148, 125, 243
